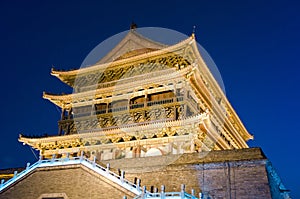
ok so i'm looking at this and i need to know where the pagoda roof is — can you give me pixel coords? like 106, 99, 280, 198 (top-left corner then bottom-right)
19, 113, 209, 146
46, 31, 253, 145
43, 65, 194, 108
50, 33, 194, 87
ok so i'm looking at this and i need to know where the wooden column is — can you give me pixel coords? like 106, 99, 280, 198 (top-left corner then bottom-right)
61, 108, 65, 120
67, 108, 72, 119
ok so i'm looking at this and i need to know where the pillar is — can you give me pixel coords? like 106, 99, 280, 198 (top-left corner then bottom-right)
61, 108, 65, 120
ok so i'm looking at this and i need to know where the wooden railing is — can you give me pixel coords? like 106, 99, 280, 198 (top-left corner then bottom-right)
69, 96, 188, 119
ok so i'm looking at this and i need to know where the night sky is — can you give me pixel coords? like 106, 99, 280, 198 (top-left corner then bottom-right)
0, 0, 299, 197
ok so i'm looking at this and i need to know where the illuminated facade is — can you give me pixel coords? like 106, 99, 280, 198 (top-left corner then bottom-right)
19, 29, 252, 160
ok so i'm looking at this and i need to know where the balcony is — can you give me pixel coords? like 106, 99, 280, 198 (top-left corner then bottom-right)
58, 96, 201, 135
64, 96, 198, 119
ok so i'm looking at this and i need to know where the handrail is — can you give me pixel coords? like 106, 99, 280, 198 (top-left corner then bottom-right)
133, 191, 200, 199
0, 157, 141, 196
0, 157, 203, 198
0, 160, 41, 192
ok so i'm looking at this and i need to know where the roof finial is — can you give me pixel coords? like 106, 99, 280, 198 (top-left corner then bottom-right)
130, 21, 137, 30
192, 25, 196, 38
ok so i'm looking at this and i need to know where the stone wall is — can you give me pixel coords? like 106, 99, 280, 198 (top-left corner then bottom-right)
104, 147, 272, 199
0, 148, 280, 199
0, 165, 135, 199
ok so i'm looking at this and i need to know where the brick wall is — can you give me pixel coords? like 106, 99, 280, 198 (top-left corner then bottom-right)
0, 165, 135, 199
0, 148, 274, 199
105, 148, 272, 199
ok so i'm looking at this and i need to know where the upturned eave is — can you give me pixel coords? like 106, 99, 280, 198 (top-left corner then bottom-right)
50, 36, 195, 87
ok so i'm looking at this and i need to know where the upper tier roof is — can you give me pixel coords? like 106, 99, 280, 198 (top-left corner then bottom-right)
51, 30, 167, 77
95, 29, 167, 64
50, 33, 194, 87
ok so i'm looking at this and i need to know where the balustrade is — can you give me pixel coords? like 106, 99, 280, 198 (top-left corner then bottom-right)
62, 97, 187, 120
58, 96, 199, 135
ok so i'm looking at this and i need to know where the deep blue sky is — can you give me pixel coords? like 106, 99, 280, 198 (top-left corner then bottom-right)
0, 0, 299, 197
